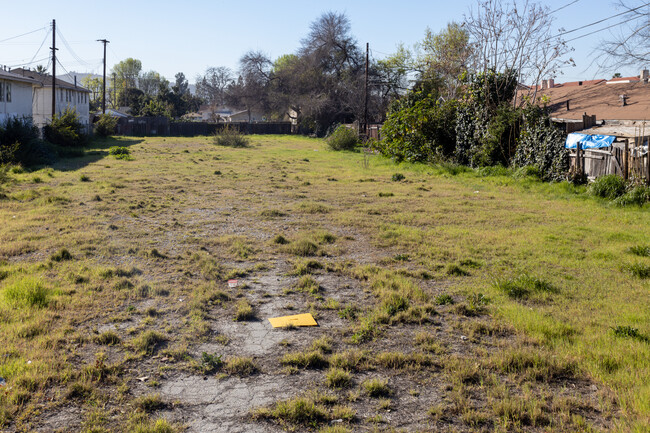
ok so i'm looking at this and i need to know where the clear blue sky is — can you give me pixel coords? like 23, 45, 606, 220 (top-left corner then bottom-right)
0, 0, 643, 84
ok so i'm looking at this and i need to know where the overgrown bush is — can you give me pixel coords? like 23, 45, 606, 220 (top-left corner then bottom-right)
0, 117, 53, 166
512, 107, 568, 181
44, 108, 88, 147
613, 185, 650, 207
326, 125, 358, 151
379, 92, 457, 162
588, 175, 627, 200
213, 126, 249, 147
94, 114, 117, 137
109, 146, 132, 160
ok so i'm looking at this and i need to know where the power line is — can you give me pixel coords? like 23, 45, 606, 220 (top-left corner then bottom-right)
550, 0, 581, 14
0, 26, 47, 44
28, 28, 51, 67
548, 1, 650, 42
8, 56, 50, 69
56, 27, 92, 67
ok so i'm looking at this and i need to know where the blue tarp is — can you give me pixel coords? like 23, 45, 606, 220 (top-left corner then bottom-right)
565, 133, 616, 149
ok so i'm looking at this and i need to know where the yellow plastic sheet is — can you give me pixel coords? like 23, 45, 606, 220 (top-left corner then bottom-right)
268, 313, 318, 328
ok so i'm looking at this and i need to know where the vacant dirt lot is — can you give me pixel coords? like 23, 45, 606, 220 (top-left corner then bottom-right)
1, 135, 647, 432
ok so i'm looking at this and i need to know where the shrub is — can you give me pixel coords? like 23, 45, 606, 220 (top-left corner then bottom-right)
391, 173, 405, 182
613, 185, 650, 207
109, 146, 131, 160
512, 108, 569, 181
94, 114, 117, 137
44, 108, 88, 147
380, 94, 458, 162
0, 117, 53, 166
213, 126, 249, 147
588, 175, 627, 200
326, 125, 358, 151
200, 352, 223, 374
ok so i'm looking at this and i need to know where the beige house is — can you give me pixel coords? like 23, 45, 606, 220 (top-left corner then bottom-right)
11, 68, 91, 130
0, 69, 38, 124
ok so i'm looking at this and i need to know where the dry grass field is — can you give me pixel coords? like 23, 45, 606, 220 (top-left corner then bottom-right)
0, 135, 648, 432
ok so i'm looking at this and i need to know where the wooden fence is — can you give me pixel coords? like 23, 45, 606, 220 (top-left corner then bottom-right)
569, 138, 649, 184
115, 117, 293, 137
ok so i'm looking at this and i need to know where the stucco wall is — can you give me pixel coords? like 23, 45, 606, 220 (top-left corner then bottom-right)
0, 80, 34, 123
32, 87, 90, 128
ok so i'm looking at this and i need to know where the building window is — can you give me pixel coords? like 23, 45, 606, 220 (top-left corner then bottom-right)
0, 82, 4, 102
6, 83, 11, 102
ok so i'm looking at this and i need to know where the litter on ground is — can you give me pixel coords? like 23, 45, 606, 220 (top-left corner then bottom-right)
268, 313, 318, 328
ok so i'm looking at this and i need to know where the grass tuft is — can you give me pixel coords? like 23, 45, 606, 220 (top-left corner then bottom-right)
224, 356, 258, 376
628, 245, 650, 257
493, 274, 558, 299
234, 299, 256, 321
133, 331, 166, 355
325, 368, 352, 389
362, 378, 390, 398
50, 248, 73, 262
4, 277, 50, 308
281, 350, 329, 369
625, 263, 650, 279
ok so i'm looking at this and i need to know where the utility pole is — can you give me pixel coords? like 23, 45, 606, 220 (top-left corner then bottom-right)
97, 39, 110, 114
363, 42, 369, 139
50, 19, 58, 120
112, 73, 116, 109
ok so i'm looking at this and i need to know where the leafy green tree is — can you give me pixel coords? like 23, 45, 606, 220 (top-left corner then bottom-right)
111, 58, 142, 106
81, 76, 103, 111
418, 22, 472, 98
379, 82, 459, 163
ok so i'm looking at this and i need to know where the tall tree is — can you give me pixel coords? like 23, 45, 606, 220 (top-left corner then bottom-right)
174, 72, 189, 96
81, 75, 104, 110
418, 22, 473, 98
111, 58, 143, 107
227, 51, 273, 122
464, 0, 571, 102
195, 66, 233, 108
139, 70, 167, 97
111, 58, 142, 90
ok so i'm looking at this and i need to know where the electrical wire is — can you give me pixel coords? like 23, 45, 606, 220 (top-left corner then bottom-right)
547, 1, 650, 42
8, 56, 50, 69
550, 0, 581, 15
28, 28, 51, 67
56, 27, 92, 67
0, 26, 47, 44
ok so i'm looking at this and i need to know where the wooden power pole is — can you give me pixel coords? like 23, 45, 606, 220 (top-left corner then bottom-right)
363, 42, 369, 138
97, 39, 110, 114
50, 19, 58, 120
